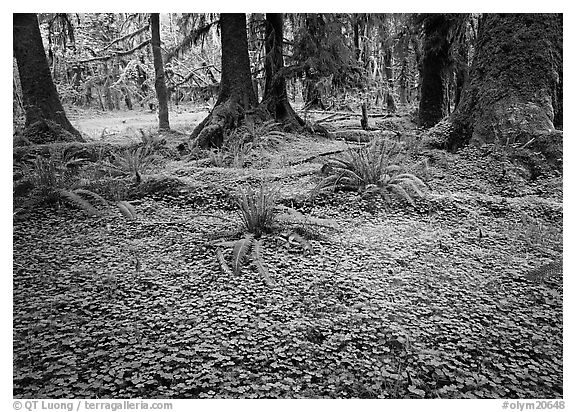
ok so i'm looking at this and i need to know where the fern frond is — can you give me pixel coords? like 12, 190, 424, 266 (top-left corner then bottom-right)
73, 189, 109, 207
58, 189, 101, 216
232, 235, 254, 275
387, 183, 415, 205
399, 179, 425, 198
288, 232, 314, 255
117, 200, 137, 220
252, 238, 275, 287
216, 248, 234, 277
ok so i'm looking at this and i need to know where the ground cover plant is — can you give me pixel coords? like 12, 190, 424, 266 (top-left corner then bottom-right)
13, 104, 562, 399
13, 12, 562, 402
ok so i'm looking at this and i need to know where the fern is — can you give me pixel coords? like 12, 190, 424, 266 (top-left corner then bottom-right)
58, 189, 101, 216
73, 189, 109, 208
315, 139, 426, 205
236, 184, 277, 237
526, 260, 563, 282
275, 205, 338, 230
117, 200, 138, 220
231, 235, 254, 274
288, 232, 313, 255
216, 248, 234, 277
209, 182, 338, 282
252, 238, 275, 287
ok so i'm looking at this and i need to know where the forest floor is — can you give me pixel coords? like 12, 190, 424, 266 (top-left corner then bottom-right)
13, 104, 563, 399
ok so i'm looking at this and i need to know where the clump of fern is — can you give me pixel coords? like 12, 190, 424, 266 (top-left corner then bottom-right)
315, 139, 426, 205
236, 184, 278, 237
209, 121, 287, 168
14, 153, 137, 220
212, 182, 337, 287
102, 145, 161, 183
237, 119, 287, 148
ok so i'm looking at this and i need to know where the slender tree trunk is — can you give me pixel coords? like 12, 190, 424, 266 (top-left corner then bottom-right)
191, 13, 257, 148
151, 13, 170, 130
103, 62, 114, 111
303, 77, 325, 110
13, 13, 82, 142
262, 13, 304, 129
418, 14, 450, 128
383, 48, 397, 112
446, 14, 562, 150
353, 17, 361, 62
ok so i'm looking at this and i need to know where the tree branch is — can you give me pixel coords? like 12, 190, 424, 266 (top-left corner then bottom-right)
77, 38, 151, 63
101, 24, 150, 52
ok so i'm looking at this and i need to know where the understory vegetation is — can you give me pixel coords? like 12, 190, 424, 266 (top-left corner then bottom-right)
13, 107, 562, 399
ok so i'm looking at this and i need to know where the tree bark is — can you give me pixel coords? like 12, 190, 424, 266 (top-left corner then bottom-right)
418, 14, 450, 128
446, 13, 562, 149
13, 13, 83, 142
383, 47, 397, 112
262, 13, 305, 129
151, 13, 170, 130
398, 56, 409, 104
191, 13, 257, 148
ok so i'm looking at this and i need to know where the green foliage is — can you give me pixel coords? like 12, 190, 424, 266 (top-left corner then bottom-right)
291, 14, 361, 88
117, 200, 138, 220
212, 182, 337, 284
16, 148, 87, 204
526, 260, 562, 283
103, 145, 161, 183
14, 149, 138, 220
57, 189, 102, 216
235, 184, 278, 237
231, 235, 254, 275
315, 140, 426, 205
208, 121, 287, 168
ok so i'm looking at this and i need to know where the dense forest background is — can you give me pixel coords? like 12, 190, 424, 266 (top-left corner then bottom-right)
12, 13, 471, 131
13, 13, 563, 401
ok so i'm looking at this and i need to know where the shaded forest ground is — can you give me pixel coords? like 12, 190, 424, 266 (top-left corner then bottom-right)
13, 104, 562, 398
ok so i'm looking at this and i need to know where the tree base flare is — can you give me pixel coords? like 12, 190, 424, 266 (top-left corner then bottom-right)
17, 119, 85, 146
191, 100, 246, 149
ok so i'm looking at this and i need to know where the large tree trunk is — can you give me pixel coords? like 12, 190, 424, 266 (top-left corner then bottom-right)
446, 13, 562, 149
13, 13, 83, 142
151, 13, 170, 130
262, 13, 305, 129
191, 13, 257, 148
418, 14, 451, 128
398, 56, 409, 104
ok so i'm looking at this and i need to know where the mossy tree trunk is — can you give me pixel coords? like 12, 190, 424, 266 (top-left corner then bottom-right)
383, 48, 397, 113
446, 13, 562, 149
191, 13, 257, 148
262, 13, 305, 129
151, 13, 170, 130
13, 13, 83, 142
418, 14, 451, 128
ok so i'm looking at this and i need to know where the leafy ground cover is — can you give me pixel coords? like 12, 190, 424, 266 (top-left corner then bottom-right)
13, 108, 562, 399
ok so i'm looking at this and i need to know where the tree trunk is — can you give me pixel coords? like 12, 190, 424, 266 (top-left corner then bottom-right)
446, 13, 562, 149
411, 35, 422, 103
151, 13, 170, 130
13, 13, 83, 142
191, 13, 257, 148
103, 62, 114, 111
262, 13, 305, 129
303, 78, 325, 110
383, 47, 397, 113
353, 16, 361, 62
418, 14, 450, 128
398, 56, 409, 104
453, 37, 469, 109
